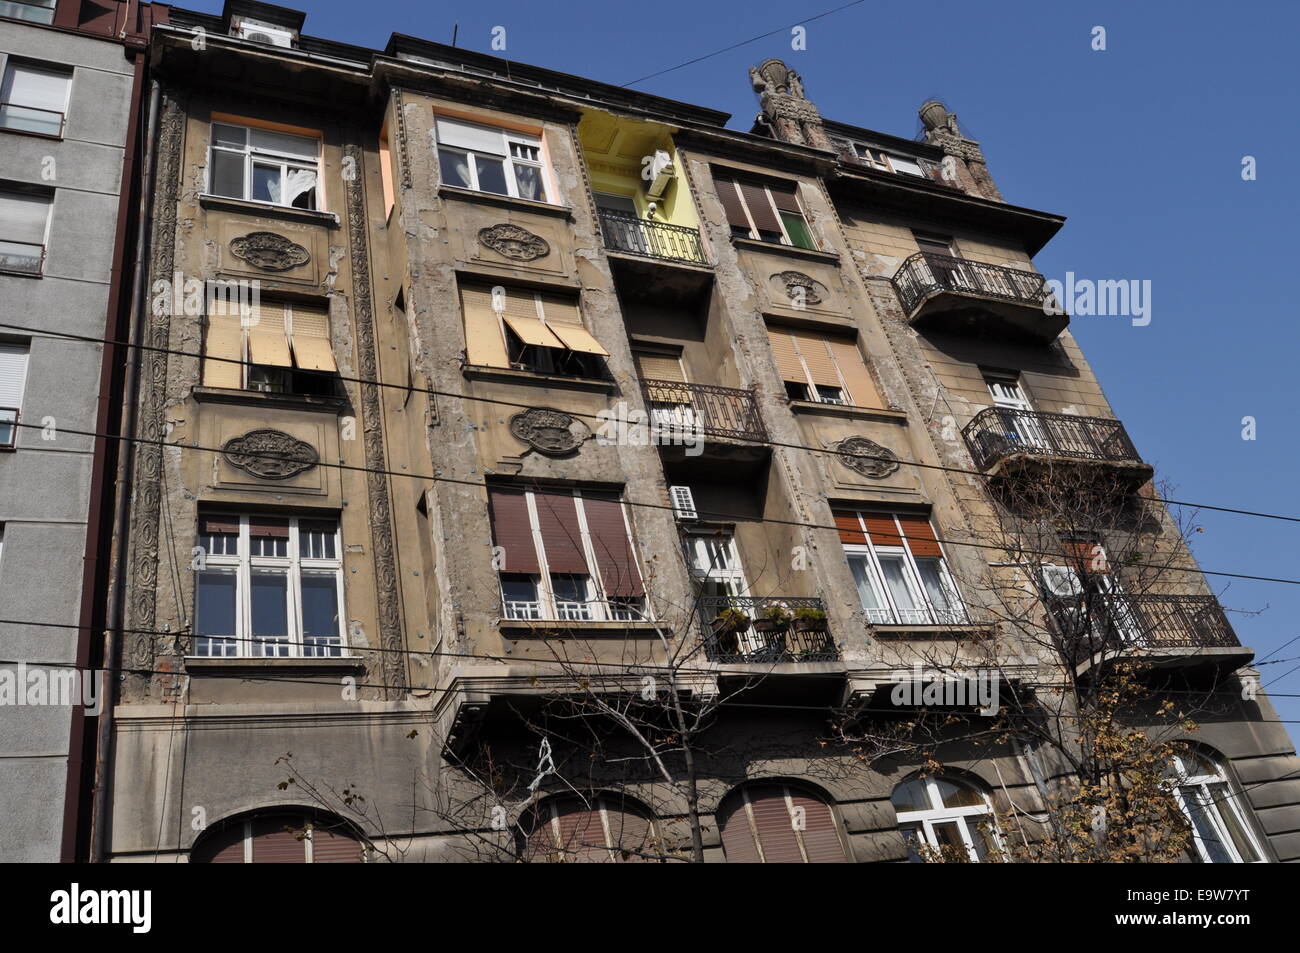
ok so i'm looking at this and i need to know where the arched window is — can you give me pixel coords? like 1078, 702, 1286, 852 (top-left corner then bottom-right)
718, 783, 849, 863
191, 811, 367, 863
522, 795, 659, 862
1169, 750, 1266, 863
891, 774, 1000, 862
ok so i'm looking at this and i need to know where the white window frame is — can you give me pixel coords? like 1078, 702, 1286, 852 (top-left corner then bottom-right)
0, 61, 72, 139
840, 511, 966, 627
498, 489, 646, 623
0, 341, 30, 448
985, 373, 1050, 449
206, 121, 322, 210
434, 117, 550, 202
723, 177, 816, 250
0, 187, 52, 276
1169, 751, 1268, 864
893, 775, 1002, 862
192, 514, 347, 659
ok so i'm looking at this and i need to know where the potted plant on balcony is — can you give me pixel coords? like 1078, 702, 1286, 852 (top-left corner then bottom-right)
792, 606, 829, 634
752, 602, 793, 635
710, 606, 751, 657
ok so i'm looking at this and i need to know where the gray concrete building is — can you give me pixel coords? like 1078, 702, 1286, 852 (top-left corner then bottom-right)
0, 0, 165, 861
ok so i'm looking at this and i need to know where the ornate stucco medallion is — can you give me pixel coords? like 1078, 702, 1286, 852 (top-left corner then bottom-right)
836, 436, 899, 479
478, 224, 551, 262
509, 407, 588, 456
771, 270, 827, 308
228, 231, 311, 272
222, 429, 319, 479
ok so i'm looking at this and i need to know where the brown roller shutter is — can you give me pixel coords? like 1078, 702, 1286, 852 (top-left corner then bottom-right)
551, 802, 610, 863
248, 518, 289, 538
712, 172, 750, 230
791, 330, 840, 388
766, 327, 804, 384
788, 792, 849, 862
738, 180, 782, 233
200, 516, 239, 535
833, 511, 867, 545
1065, 541, 1108, 573
191, 820, 245, 863
311, 824, 365, 863
718, 796, 763, 863
602, 799, 655, 862
746, 785, 805, 863
534, 490, 588, 574
769, 180, 802, 213
251, 816, 308, 862
582, 493, 642, 597
487, 487, 540, 574
898, 516, 942, 557
863, 513, 903, 547
827, 337, 882, 408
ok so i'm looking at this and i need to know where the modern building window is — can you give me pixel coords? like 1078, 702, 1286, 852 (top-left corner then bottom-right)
208, 121, 320, 209
202, 295, 338, 395
487, 486, 645, 622
191, 812, 365, 863
435, 116, 548, 202
767, 326, 882, 408
713, 170, 817, 250
0, 0, 55, 25
521, 795, 659, 863
1169, 750, 1267, 863
0, 61, 71, 137
891, 774, 1001, 862
0, 187, 50, 276
834, 509, 967, 626
192, 514, 346, 658
718, 783, 849, 863
459, 281, 608, 378
0, 342, 30, 448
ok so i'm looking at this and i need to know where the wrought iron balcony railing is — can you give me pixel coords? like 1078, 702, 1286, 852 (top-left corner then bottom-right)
962, 407, 1144, 473
641, 379, 766, 443
598, 209, 709, 265
893, 252, 1052, 316
1050, 593, 1240, 657
698, 596, 838, 663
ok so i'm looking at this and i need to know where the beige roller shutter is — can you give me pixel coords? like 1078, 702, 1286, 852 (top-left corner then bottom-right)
633, 351, 685, 382
247, 300, 292, 367
790, 329, 839, 388
827, 337, 881, 408
203, 310, 244, 388
548, 323, 608, 356
288, 303, 337, 372
766, 327, 804, 384
459, 283, 509, 368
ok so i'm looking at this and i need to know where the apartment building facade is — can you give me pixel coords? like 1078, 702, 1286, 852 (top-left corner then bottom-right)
93, 3, 1299, 862
0, 0, 166, 862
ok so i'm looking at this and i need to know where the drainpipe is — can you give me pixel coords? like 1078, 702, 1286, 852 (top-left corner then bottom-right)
90, 77, 161, 865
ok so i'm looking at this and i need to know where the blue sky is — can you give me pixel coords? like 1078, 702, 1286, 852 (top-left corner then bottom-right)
196, 0, 1299, 729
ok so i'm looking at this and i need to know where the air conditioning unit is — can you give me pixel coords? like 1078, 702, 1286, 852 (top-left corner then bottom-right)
643, 150, 675, 200
1041, 565, 1083, 597
669, 485, 698, 521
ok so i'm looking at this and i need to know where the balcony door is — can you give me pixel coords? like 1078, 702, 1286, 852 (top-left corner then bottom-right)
687, 530, 766, 656
914, 233, 972, 290
634, 349, 697, 434
986, 376, 1050, 450
596, 193, 649, 255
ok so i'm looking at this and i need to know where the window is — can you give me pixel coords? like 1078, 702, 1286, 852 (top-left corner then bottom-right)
835, 510, 967, 626
459, 282, 608, 378
0, 62, 71, 137
847, 143, 926, 177
435, 117, 548, 202
202, 295, 338, 394
487, 486, 645, 622
192, 812, 365, 863
0, 187, 50, 276
713, 170, 816, 250
378, 123, 396, 216
982, 373, 1050, 451
892, 774, 1001, 862
0, 342, 29, 447
1168, 750, 1266, 863
718, 784, 849, 863
1045, 540, 1144, 646
193, 514, 346, 658
522, 795, 659, 863
0, 0, 55, 24
208, 122, 320, 209
767, 326, 882, 408
231, 18, 297, 47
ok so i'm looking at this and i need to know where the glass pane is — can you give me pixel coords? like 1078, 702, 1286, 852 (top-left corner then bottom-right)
890, 777, 931, 814
0, 240, 42, 275
301, 572, 340, 656
251, 162, 280, 204
210, 150, 245, 199
438, 148, 472, 188
0, 103, 62, 136
249, 127, 318, 160
501, 574, 538, 601
848, 555, 884, 610
0, 0, 55, 24
250, 570, 289, 656
915, 559, 952, 610
1206, 783, 1259, 862
899, 824, 925, 863
195, 570, 237, 656
512, 163, 545, 202
473, 155, 509, 195
936, 778, 984, 809
551, 574, 587, 602
780, 211, 816, 249
211, 123, 248, 150
1182, 786, 1233, 863
968, 819, 997, 862
0, 408, 15, 447
930, 821, 966, 859
878, 555, 917, 609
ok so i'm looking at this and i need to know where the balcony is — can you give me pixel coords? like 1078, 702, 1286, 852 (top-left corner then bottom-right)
641, 379, 766, 444
1052, 593, 1251, 672
698, 596, 839, 663
962, 407, 1153, 489
892, 252, 1066, 342
598, 209, 708, 266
